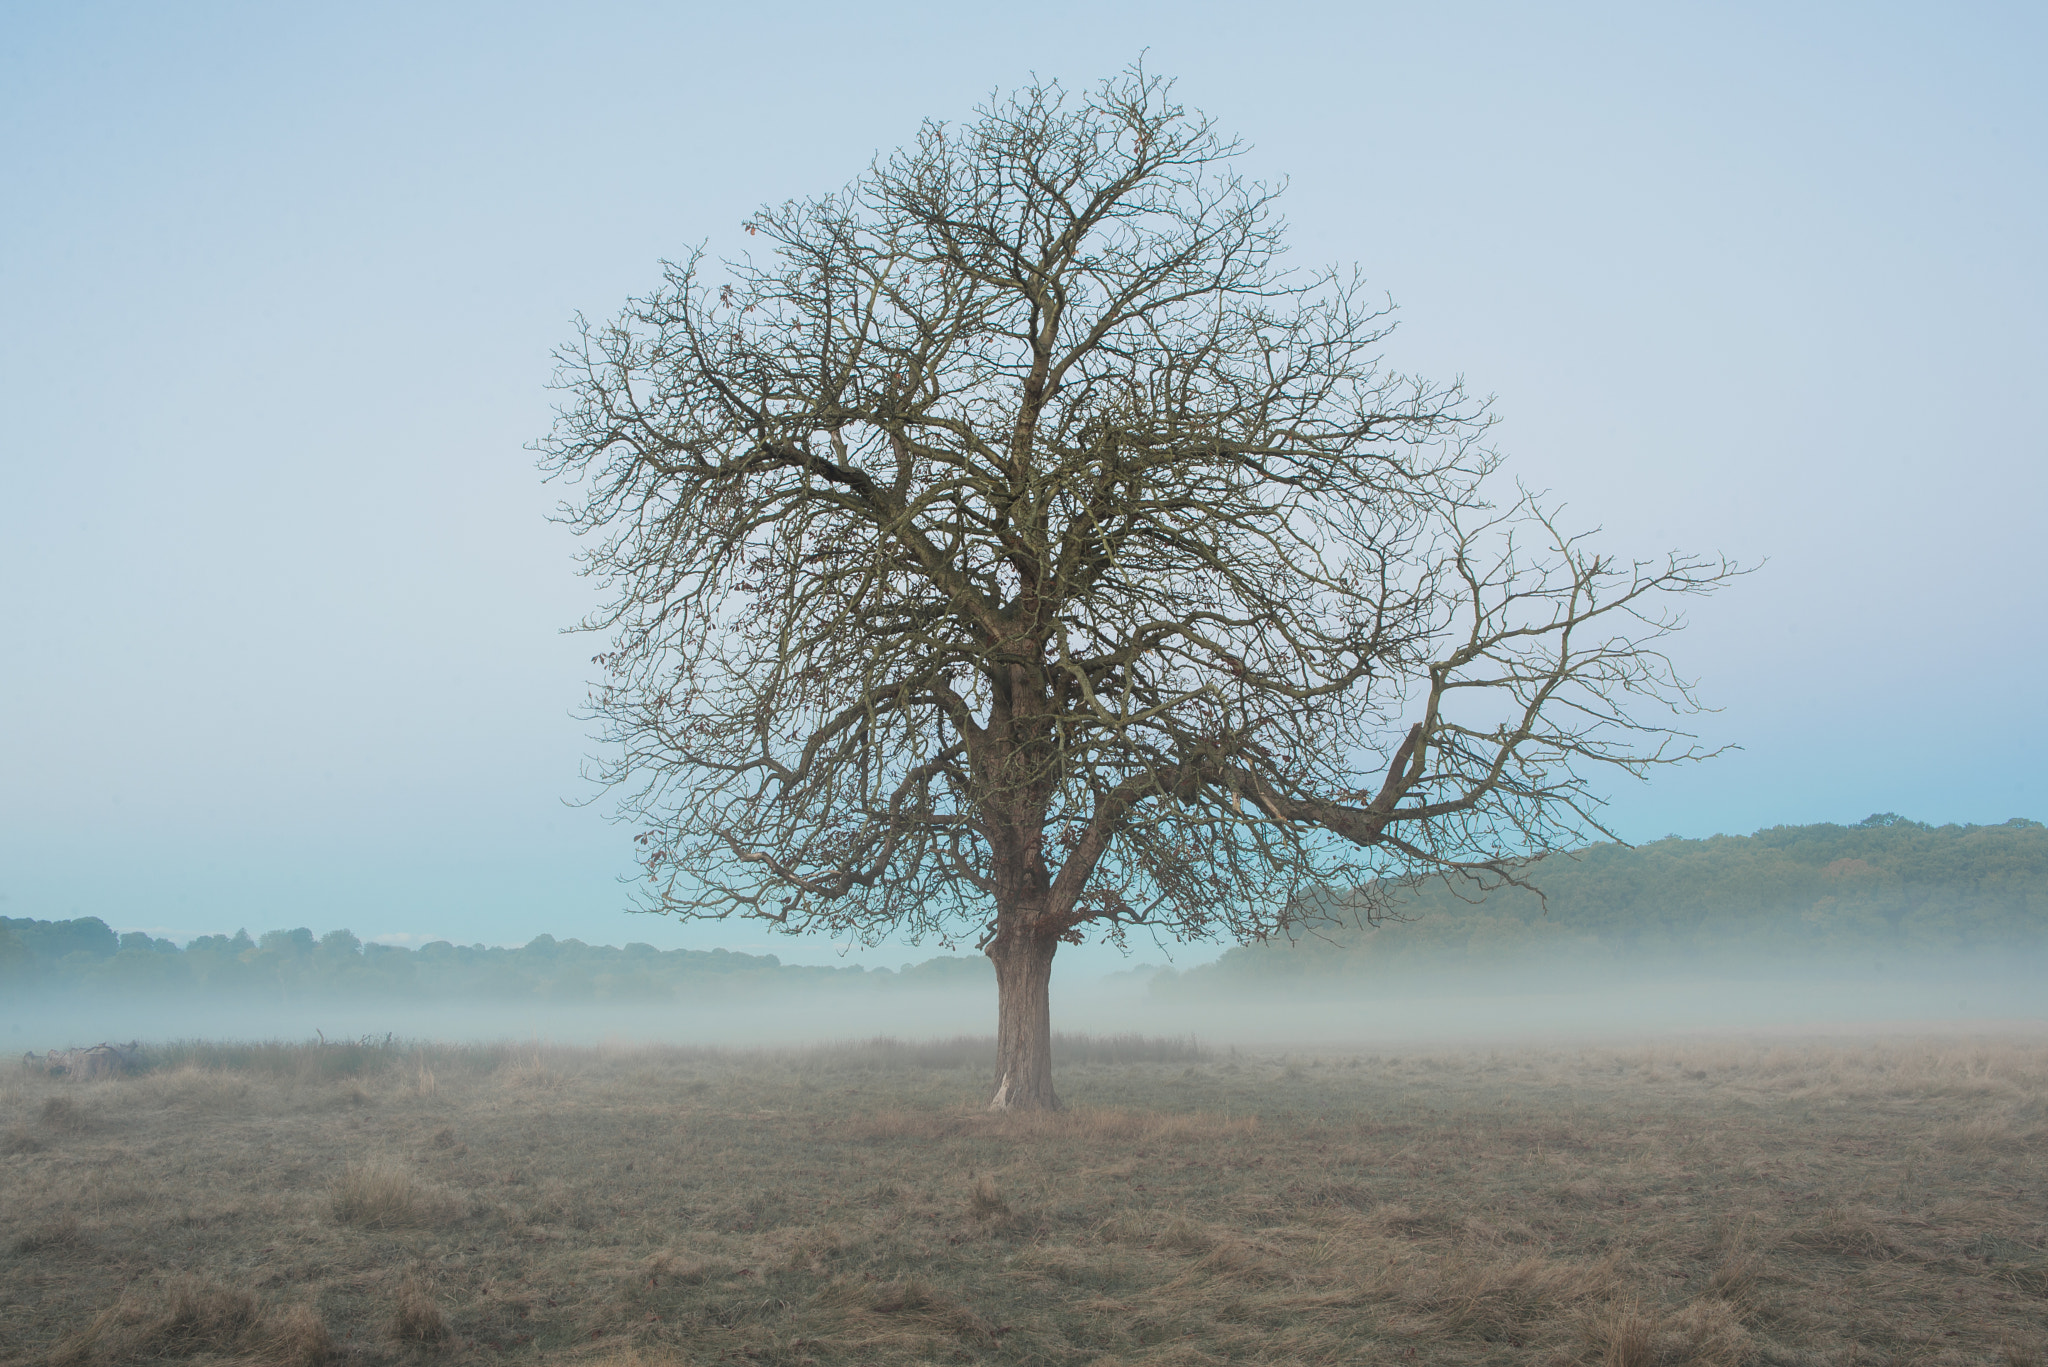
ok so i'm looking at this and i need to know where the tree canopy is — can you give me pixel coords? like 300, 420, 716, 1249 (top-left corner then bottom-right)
540, 68, 1736, 1107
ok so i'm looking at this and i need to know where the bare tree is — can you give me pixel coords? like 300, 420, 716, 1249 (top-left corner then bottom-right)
541, 69, 1735, 1110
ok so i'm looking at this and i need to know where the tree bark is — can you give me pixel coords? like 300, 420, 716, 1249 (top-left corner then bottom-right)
986, 925, 1060, 1111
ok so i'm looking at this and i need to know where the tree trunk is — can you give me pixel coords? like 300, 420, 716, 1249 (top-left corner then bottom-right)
986, 926, 1060, 1111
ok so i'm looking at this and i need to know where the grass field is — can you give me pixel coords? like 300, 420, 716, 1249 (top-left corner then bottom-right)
3, 1031, 2044, 1366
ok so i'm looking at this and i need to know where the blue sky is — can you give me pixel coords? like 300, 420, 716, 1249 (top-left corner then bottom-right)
2, 2, 2042, 969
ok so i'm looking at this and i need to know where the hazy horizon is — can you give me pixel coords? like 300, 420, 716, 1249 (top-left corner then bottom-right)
11, 962, 2043, 1057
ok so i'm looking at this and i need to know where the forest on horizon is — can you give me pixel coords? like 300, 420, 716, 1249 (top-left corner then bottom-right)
1162, 812, 2048, 993
4, 815, 2041, 1004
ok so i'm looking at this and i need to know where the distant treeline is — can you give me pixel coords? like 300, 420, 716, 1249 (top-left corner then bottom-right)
8, 815, 2041, 1002
1160, 814, 2048, 991
0, 919, 991, 1002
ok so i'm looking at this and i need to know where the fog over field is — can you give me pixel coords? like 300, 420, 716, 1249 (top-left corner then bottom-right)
15, 818, 2041, 1054
11, 962, 2043, 1059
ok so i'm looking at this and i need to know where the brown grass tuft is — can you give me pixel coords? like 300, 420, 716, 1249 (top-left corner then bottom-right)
1154, 1216, 1217, 1254
267, 1303, 335, 1367
857, 1276, 999, 1341
1708, 1249, 1760, 1302
1945, 1110, 2041, 1153
1583, 1299, 1657, 1367
967, 1173, 1009, 1219
1, 1124, 46, 1154
13, 1212, 86, 1256
51, 1280, 329, 1366
1404, 1253, 1614, 1340
2002, 1337, 2045, 1367
1790, 1205, 1899, 1259
645, 1248, 714, 1284
1371, 1202, 1461, 1239
1192, 1237, 1278, 1284
40, 1094, 87, 1131
144, 1064, 251, 1110
387, 1281, 451, 1345
503, 1055, 569, 1090
330, 1158, 462, 1228
1662, 1299, 1753, 1367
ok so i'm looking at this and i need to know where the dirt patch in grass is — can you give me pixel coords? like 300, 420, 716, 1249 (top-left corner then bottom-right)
3, 1032, 2046, 1364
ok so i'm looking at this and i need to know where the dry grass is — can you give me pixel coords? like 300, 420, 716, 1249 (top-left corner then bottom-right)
49, 1279, 331, 1366
39, 1094, 88, 1132
12, 1211, 85, 1256
138, 1063, 251, 1111
1, 1125, 45, 1155
3, 1032, 2045, 1365
331, 1156, 464, 1228
389, 1279, 453, 1345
